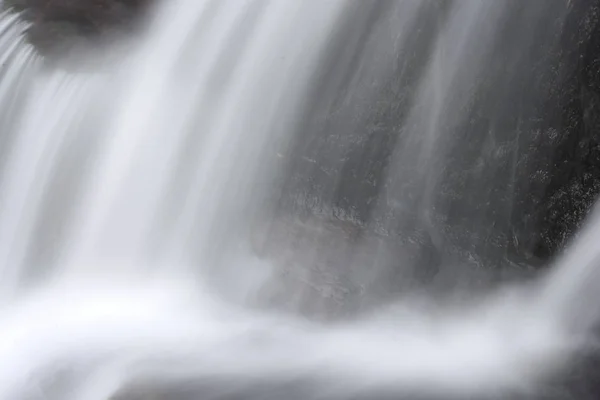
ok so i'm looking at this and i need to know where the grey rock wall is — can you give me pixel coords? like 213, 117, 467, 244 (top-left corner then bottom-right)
277, 0, 600, 273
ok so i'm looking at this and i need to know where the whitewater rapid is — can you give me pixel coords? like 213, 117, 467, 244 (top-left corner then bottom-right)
0, 1, 596, 399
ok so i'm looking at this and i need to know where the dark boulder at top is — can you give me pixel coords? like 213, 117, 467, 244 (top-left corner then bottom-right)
3, 0, 154, 57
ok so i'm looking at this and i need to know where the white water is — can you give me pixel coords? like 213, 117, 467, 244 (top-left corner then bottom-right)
0, 1, 597, 399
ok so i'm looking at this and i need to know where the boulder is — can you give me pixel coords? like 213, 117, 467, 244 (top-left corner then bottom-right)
3, 0, 154, 57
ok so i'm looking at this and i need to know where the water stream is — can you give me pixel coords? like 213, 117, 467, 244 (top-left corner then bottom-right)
0, 1, 597, 399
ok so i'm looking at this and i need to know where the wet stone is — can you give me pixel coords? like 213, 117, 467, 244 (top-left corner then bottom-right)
3, 0, 154, 58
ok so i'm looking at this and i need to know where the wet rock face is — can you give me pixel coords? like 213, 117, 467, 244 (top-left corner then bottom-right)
4, 0, 154, 57
535, 0, 600, 258
279, 0, 600, 271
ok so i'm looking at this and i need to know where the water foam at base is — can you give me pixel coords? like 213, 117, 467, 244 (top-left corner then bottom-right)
0, 271, 576, 399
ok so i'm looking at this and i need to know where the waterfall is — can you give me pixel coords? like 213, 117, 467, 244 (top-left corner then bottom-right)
0, 1, 597, 399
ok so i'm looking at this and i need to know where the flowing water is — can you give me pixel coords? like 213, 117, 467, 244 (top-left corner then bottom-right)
0, 0, 598, 399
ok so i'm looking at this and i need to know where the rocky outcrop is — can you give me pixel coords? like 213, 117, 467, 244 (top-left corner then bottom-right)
4, 0, 154, 57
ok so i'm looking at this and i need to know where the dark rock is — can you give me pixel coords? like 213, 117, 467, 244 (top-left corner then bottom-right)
277, 0, 600, 274
3, 0, 154, 57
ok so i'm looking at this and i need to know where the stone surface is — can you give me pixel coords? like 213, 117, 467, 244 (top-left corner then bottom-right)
3, 0, 153, 57
277, 0, 600, 273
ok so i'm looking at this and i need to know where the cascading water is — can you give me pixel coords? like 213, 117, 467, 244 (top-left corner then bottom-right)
0, 0, 598, 399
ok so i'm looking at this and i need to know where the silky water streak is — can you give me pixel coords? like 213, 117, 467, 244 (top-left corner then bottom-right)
0, 1, 593, 400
